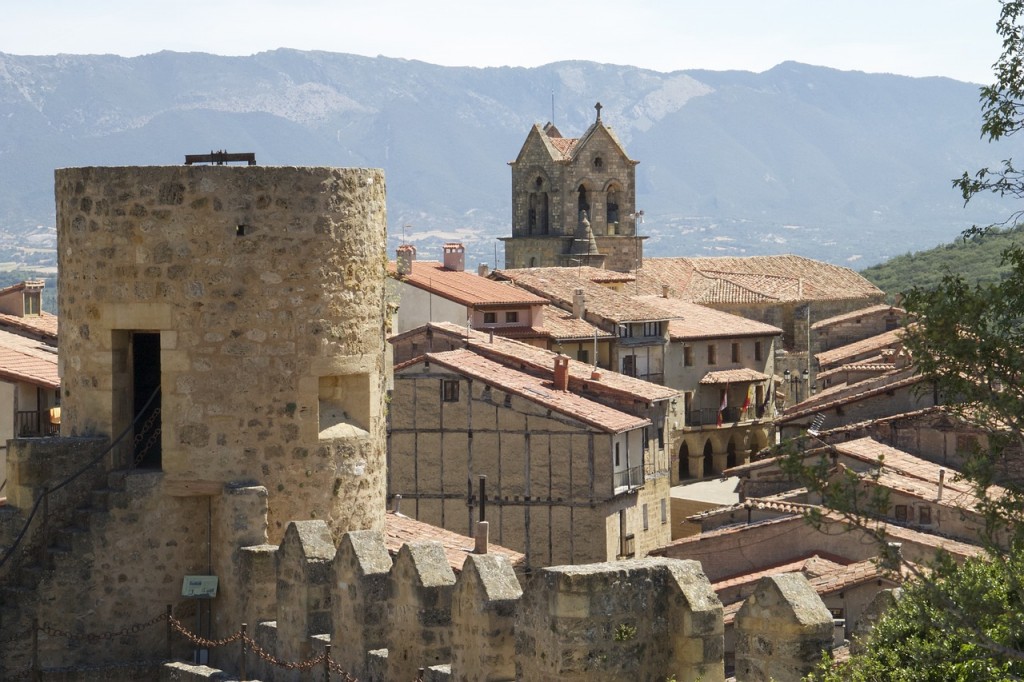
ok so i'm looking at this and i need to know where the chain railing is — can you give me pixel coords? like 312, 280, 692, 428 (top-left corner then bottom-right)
5, 606, 369, 681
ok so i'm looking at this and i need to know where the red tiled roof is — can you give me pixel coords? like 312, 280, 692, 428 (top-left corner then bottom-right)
0, 328, 59, 388
634, 296, 782, 340
713, 554, 850, 591
390, 322, 676, 403
636, 256, 884, 304
389, 260, 548, 307
779, 368, 922, 422
700, 368, 770, 385
538, 308, 615, 341
0, 311, 58, 340
816, 329, 904, 368
383, 511, 524, 572
493, 267, 670, 324
397, 348, 651, 434
811, 304, 906, 331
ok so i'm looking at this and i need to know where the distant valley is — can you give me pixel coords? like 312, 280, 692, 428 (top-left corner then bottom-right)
0, 51, 1020, 272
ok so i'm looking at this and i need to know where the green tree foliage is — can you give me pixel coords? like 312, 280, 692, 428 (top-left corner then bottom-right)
808, 554, 1024, 682
860, 224, 1024, 296
798, 2, 1024, 675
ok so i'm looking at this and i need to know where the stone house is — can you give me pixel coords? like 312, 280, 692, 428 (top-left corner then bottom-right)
635, 255, 886, 402
502, 103, 645, 272
492, 265, 672, 383
387, 242, 550, 336
388, 343, 675, 568
811, 303, 905, 354
635, 294, 783, 482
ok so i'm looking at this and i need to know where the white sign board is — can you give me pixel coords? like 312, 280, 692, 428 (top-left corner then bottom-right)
182, 575, 218, 598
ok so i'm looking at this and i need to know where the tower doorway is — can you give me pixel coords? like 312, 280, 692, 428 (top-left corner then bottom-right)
132, 332, 162, 469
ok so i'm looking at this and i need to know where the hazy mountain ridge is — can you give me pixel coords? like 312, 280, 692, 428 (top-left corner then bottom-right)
0, 50, 1018, 270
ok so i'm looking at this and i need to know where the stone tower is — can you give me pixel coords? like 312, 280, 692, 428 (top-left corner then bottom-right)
55, 165, 388, 541
502, 102, 646, 272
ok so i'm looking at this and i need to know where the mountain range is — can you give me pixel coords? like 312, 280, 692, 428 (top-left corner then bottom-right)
0, 49, 1021, 271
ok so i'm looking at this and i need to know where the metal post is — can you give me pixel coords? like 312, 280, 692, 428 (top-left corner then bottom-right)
324, 642, 331, 681
478, 475, 486, 522
38, 488, 48, 566
240, 623, 247, 681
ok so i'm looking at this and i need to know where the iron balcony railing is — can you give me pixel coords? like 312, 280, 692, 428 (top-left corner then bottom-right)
16, 410, 59, 437
686, 405, 768, 427
613, 464, 645, 492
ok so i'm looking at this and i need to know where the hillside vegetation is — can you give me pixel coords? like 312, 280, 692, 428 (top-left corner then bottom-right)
860, 224, 1024, 297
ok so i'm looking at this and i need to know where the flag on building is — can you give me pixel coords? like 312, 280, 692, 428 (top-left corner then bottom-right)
717, 384, 728, 427
741, 386, 752, 418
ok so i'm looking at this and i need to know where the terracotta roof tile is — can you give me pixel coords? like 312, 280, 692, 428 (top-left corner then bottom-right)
811, 304, 906, 331
493, 267, 670, 324
390, 260, 548, 307
816, 329, 905, 368
398, 348, 651, 434
0, 311, 58, 340
634, 296, 782, 340
636, 256, 884, 304
779, 368, 922, 422
383, 511, 524, 572
390, 322, 677, 403
700, 368, 771, 384
0, 328, 59, 388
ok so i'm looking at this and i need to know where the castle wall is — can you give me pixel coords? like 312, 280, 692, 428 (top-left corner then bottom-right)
55, 165, 388, 542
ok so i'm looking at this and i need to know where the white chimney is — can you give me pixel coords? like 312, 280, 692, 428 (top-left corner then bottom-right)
443, 243, 466, 272
478, 262, 490, 277
396, 245, 416, 276
572, 288, 586, 319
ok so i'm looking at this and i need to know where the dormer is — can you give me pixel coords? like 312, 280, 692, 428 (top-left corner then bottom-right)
0, 279, 44, 317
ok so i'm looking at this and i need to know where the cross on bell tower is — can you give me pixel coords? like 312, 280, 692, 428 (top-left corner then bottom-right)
595, 101, 602, 121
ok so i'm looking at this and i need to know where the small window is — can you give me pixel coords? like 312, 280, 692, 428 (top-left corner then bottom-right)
731, 342, 740, 363
505, 311, 519, 323
683, 345, 694, 367
622, 355, 636, 377
830, 607, 845, 619
755, 341, 763, 361
577, 349, 589, 364
918, 506, 932, 525
442, 380, 460, 403
593, 156, 603, 168
707, 344, 717, 365
643, 427, 649, 453
644, 321, 662, 337
615, 442, 621, 467
24, 292, 40, 316
660, 498, 667, 524
642, 504, 649, 531
483, 312, 497, 324
503, 394, 512, 408
619, 324, 634, 338
894, 504, 908, 522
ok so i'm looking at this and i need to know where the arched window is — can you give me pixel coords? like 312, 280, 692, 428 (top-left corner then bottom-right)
577, 185, 590, 223
528, 194, 537, 234
607, 186, 620, 226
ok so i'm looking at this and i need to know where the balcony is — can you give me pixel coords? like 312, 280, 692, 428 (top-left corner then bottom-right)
16, 410, 59, 437
686, 405, 768, 428
613, 464, 644, 492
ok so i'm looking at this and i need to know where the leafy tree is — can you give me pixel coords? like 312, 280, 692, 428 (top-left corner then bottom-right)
795, 1, 1024, 675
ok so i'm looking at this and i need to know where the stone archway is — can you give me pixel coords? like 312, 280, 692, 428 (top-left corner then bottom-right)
679, 441, 692, 480
726, 437, 738, 469
703, 440, 714, 477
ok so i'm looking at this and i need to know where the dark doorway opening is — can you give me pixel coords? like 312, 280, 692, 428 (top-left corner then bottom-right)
726, 439, 737, 469
703, 440, 714, 477
132, 333, 162, 469
679, 442, 692, 480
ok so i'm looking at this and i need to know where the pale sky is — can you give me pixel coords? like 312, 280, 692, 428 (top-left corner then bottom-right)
0, 1, 1004, 84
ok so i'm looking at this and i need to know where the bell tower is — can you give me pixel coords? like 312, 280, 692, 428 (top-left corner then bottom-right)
502, 102, 646, 272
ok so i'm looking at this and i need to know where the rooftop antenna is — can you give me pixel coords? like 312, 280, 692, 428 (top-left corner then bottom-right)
551, 90, 555, 126
402, 223, 411, 246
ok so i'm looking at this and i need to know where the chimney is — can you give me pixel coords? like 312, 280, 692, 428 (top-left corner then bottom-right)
938, 469, 945, 501
478, 262, 490, 278
572, 288, 586, 319
443, 242, 466, 272
396, 245, 416, 276
662, 283, 670, 298
554, 354, 570, 391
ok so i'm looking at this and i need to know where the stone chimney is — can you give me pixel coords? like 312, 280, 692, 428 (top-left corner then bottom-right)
396, 245, 416, 276
478, 262, 490, 278
443, 242, 466, 272
938, 469, 945, 501
572, 288, 585, 319
553, 355, 570, 391
661, 284, 670, 298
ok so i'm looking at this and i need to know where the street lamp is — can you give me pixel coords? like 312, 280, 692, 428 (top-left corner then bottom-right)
784, 368, 810, 403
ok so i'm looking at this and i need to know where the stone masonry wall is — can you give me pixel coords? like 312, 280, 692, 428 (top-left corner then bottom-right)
55, 165, 388, 542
